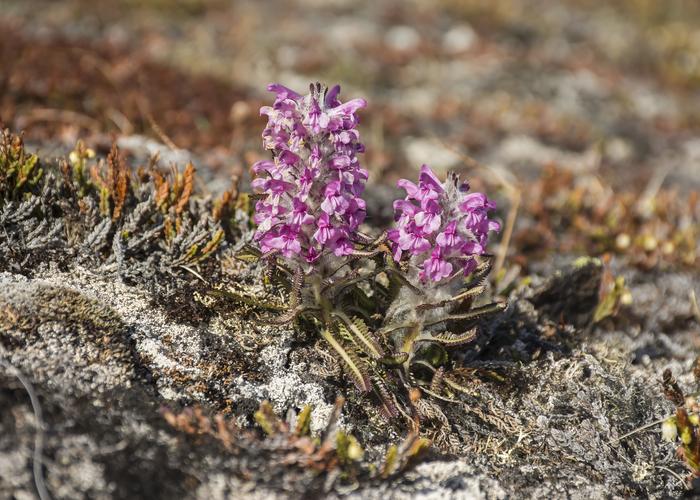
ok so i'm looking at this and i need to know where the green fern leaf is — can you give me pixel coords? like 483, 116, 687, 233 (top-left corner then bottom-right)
424, 301, 506, 328
372, 374, 399, 419
431, 327, 478, 346
464, 255, 493, 288
321, 327, 371, 392
379, 351, 409, 366
332, 311, 384, 359
416, 285, 486, 312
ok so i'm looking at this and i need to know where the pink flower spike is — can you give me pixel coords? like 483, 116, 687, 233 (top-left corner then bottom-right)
304, 246, 321, 263
290, 198, 315, 226
331, 98, 367, 116
462, 240, 484, 255
312, 213, 337, 244
330, 236, 354, 256
278, 150, 300, 167
462, 257, 477, 276
320, 181, 350, 215
253, 82, 367, 266
459, 192, 496, 211
252, 160, 275, 174
398, 228, 431, 254
387, 229, 402, 260
389, 164, 500, 283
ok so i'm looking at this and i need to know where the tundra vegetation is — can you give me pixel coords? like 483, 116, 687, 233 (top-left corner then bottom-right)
1, 1, 700, 497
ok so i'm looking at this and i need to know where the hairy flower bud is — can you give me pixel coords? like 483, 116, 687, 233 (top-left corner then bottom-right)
661, 418, 678, 442
252, 82, 368, 267
389, 165, 500, 283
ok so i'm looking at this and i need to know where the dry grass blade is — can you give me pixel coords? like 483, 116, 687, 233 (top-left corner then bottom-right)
494, 187, 520, 279
178, 264, 208, 284
430, 137, 521, 279
321, 396, 346, 444
636, 163, 673, 218
655, 466, 690, 491
690, 290, 700, 324
607, 417, 669, 444
137, 96, 180, 151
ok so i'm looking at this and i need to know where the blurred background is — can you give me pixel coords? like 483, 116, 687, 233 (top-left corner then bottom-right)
1, 0, 698, 272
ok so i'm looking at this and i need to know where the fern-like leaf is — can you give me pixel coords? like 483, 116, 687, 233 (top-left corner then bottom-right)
335, 322, 354, 343
332, 311, 384, 359
379, 351, 409, 366
430, 327, 478, 346
372, 374, 399, 419
424, 301, 506, 328
385, 268, 425, 297
416, 285, 486, 312
430, 366, 445, 394
257, 305, 322, 325
207, 287, 287, 311
288, 267, 304, 310
321, 327, 371, 392
234, 243, 262, 263
463, 255, 493, 288
442, 376, 473, 396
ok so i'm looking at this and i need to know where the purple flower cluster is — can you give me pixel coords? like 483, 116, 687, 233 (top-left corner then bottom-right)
388, 165, 500, 283
252, 83, 368, 264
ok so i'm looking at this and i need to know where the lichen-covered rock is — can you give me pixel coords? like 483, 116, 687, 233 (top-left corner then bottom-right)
0, 274, 135, 395
1, 259, 695, 498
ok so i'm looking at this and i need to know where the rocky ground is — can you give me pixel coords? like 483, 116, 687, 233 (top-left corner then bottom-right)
1, 1, 699, 498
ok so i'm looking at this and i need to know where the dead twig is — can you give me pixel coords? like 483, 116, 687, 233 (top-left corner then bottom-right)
432, 137, 521, 279
607, 417, 670, 444
636, 163, 673, 218
494, 187, 520, 279
655, 466, 691, 491
136, 96, 180, 152
0, 354, 51, 500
